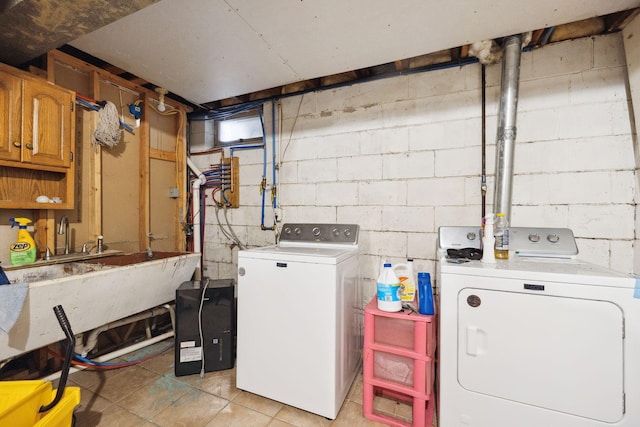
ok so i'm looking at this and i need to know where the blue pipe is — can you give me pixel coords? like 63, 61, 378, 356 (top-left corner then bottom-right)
75, 98, 135, 133
229, 143, 265, 157
271, 99, 277, 209
540, 27, 555, 46
260, 109, 269, 229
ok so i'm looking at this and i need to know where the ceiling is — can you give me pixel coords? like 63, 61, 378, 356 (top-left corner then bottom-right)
1, 0, 640, 110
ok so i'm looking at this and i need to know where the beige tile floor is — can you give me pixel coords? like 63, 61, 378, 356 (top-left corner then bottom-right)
58, 339, 430, 426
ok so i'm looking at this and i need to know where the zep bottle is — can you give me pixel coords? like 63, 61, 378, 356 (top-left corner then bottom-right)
376, 263, 402, 312
9, 217, 36, 265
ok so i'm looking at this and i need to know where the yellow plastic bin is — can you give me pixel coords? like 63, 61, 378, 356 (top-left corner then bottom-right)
36, 387, 81, 427
0, 380, 53, 427
0, 380, 80, 427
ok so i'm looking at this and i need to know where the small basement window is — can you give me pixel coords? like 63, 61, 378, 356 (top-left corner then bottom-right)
189, 106, 264, 153
217, 111, 263, 146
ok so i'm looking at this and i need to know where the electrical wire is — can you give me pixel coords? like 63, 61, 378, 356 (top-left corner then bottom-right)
198, 278, 210, 378
149, 101, 186, 193
279, 93, 304, 166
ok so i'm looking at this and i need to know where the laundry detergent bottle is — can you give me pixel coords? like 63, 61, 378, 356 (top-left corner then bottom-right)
376, 263, 402, 312
9, 217, 36, 265
393, 259, 416, 303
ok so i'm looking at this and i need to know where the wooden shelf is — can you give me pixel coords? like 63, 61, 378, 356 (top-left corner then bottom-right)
0, 165, 73, 210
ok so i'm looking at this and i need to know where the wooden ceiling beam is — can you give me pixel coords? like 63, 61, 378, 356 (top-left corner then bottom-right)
604, 9, 640, 32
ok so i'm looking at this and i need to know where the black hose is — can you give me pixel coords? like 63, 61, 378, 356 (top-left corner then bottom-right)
39, 305, 76, 413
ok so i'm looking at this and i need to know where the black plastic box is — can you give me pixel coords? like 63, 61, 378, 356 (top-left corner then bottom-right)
174, 278, 235, 376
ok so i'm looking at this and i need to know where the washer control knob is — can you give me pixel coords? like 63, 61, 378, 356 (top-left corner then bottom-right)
466, 232, 477, 241
547, 234, 560, 243
312, 227, 321, 237
283, 227, 292, 235
528, 233, 540, 243
332, 228, 340, 237
294, 227, 301, 235
344, 228, 352, 237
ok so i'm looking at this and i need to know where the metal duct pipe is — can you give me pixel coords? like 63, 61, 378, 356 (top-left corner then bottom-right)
493, 34, 523, 222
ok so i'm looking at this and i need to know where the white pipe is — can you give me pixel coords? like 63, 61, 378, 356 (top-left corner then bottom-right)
187, 157, 206, 280
92, 331, 173, 362
164, 303, 176, 331
43, 331, 174, 382
75, 305, 173, 356
187, 156, 205, 178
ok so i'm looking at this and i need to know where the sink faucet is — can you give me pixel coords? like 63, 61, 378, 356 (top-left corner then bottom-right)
81, 241, 95, 254
58, 216, 70, 255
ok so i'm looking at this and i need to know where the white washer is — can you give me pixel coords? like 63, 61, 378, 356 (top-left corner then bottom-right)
438, 227, 640, 427
236, 223, 362, 419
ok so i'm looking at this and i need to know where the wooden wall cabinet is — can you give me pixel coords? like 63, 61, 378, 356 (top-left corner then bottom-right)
0, 63, 75, 210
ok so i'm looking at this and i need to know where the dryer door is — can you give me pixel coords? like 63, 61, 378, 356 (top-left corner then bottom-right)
458, 288, 624, 423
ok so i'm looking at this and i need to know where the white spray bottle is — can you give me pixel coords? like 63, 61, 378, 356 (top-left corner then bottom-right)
482, 213, 497, 264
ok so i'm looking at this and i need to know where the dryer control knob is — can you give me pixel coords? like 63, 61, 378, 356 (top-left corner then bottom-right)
283, 227, 292, 235
294, 227, 302, 235
312, 227, 321, 237
344, 228, 352, 237
529, 233, 540, 243
332, 228, 340, 236
466, 232, 477, 241
547, 234, 560, 243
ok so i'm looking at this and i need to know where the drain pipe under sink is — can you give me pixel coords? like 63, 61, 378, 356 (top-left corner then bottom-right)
74, 304, 174, 356
187, 157, 206, 280
493, 34, 523, 222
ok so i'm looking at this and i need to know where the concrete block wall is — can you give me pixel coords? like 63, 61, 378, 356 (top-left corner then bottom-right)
194, 32, 637, 301
623, 15, 640, 276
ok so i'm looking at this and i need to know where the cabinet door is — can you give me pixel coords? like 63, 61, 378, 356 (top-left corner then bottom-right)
22, 79, 73, 167
0, 70, 22, 162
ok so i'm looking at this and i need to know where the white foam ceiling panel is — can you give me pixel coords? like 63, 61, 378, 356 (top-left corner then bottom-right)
70, 0, 640, 105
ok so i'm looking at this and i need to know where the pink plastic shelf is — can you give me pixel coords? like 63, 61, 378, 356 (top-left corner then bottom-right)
363, 297, 437, 427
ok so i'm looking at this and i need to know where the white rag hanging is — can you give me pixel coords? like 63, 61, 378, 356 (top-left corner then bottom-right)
93, 101, 122, 147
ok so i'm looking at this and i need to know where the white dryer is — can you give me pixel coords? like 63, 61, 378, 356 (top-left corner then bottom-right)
438, 227, 640, 427
236, 223, 362, 419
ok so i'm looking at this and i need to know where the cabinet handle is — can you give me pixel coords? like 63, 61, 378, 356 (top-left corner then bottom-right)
12, 141, 21, 147
25, 143, 33, 150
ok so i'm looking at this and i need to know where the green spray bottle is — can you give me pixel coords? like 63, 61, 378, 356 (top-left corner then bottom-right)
9, 217, 37, 265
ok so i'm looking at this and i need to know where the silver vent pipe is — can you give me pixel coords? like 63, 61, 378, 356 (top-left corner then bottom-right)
493, 34, 523, 222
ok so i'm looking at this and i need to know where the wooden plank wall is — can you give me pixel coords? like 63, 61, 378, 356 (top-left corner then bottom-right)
34, 50, 188, 254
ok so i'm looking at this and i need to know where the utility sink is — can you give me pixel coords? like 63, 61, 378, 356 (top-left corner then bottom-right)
1, 251, 200, 362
